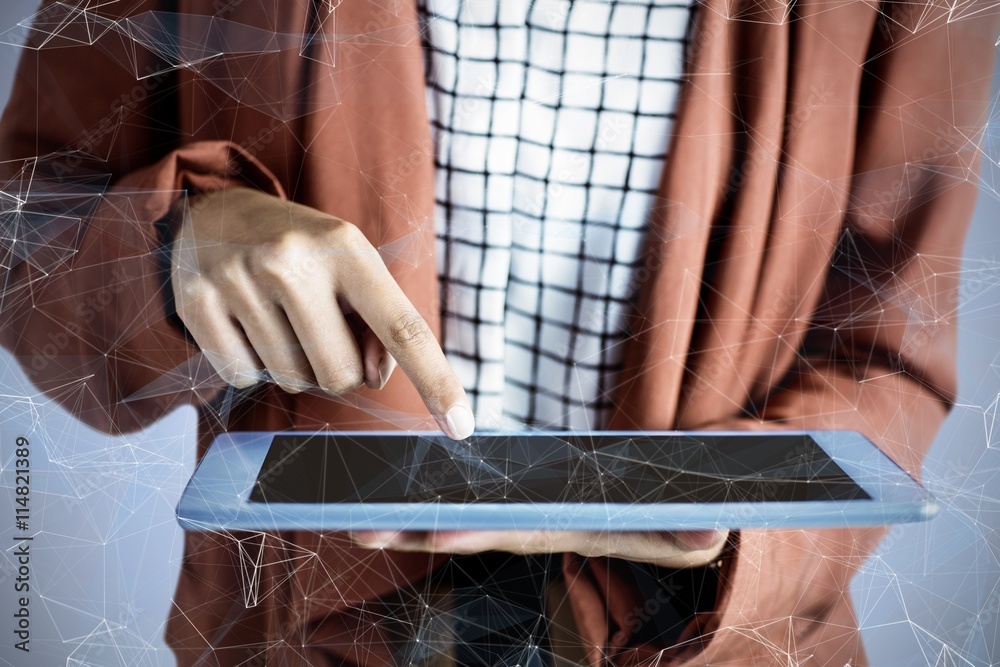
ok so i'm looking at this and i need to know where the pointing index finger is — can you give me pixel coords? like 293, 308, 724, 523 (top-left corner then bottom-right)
337, 241, 474, 440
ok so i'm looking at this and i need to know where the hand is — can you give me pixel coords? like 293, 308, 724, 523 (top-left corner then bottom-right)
349, 529, 730, 568
170, 187, 475, 439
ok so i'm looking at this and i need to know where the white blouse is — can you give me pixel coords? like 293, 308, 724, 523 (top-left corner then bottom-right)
420, 0, 692, 430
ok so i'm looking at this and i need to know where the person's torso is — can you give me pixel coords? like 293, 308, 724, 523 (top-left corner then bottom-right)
421, 0, 694, 431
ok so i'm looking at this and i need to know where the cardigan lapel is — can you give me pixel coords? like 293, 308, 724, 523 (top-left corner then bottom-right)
608, 0, 879, 432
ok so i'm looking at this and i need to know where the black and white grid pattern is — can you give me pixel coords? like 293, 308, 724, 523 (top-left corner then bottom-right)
420, 0, 693, 430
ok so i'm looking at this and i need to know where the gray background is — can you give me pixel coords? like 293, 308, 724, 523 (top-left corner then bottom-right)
0, 2, 998, 665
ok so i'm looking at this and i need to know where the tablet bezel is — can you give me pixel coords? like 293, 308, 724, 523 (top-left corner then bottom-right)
175, 430, 939, 532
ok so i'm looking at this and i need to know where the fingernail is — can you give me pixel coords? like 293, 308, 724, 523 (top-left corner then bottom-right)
351, 530, 399, 548
237, 368, 265, 385
377, 354, 395, 389
290, 379, 313, 393
678, 529, 729, 551
445, 405, 475, 440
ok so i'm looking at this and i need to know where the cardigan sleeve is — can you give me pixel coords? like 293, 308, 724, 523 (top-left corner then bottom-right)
0, 1, 286, 435
570, 7, 1000, 666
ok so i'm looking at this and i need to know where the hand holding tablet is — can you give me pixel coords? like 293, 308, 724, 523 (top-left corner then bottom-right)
176, 430, 937, 533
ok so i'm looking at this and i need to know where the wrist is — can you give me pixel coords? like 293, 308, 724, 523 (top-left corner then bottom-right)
154, 194, 196, 344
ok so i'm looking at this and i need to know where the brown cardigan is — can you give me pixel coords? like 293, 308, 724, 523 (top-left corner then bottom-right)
1, 0, 996, 664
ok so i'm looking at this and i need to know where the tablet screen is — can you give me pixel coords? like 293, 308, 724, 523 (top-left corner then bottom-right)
247, 433, 870, 504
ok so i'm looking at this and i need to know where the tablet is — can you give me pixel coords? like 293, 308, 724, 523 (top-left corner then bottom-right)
175, 430, 938, 532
